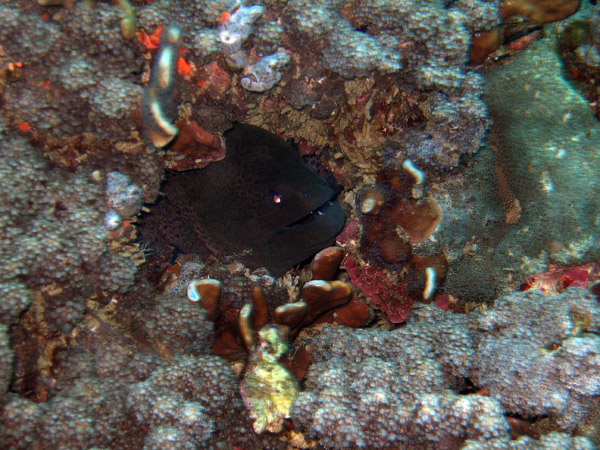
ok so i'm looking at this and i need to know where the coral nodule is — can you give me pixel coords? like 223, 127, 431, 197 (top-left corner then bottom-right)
353, 159, 447, 322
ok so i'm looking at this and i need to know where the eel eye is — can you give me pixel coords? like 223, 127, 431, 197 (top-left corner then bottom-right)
270, 191, 284, 205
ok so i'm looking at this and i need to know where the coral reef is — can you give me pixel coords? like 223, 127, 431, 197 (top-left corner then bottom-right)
0, 3, 144, 142
0, 281, 32, 326
345, 254, 415, 323
0, 323, 158, 449
270, 0, 492, 169
474, 288, 600, 429
217, 1, 290, 90
292, 309, 498, 449
440, 35, 600, 303
134, 0, 492, 173
130, 286, 215, 358
0, 285, 287, 449
293, 288, 600, 448
173, 247, 372, 362
0, 325, 11, 398
127, 355, 238, 447
284, 0, 492, 84
349, 160, 447, 322
1, 0, 598, 448
0, 126, 139, 338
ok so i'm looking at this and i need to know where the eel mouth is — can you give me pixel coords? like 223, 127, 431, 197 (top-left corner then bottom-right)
254, 198, 346, 276
282, 200, 338, 231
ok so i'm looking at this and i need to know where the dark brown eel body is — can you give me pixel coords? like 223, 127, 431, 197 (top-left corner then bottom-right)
141, 123, 346, 276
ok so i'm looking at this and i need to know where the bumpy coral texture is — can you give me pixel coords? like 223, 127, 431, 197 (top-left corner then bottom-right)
293, 288, 599, 448
292, 307, 494, 449
0, 281, 32, 326
0, 326, 159, 449
462, 433, 594, 450
474, 288, 600, 429
0, 325, 11, 398
127, 355, 237, 447
125, 343, 288, 449
283, 0, 491, 167
285, 0, 499, 83
143, 425, 197, 450
2, 0, 490, 171
0, 295, 285, 449
0, 5, 142, 141
130, 288, 216, 357
0, 129, 137, 332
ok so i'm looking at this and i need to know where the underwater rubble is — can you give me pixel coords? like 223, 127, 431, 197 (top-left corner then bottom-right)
1, 0, 600, 449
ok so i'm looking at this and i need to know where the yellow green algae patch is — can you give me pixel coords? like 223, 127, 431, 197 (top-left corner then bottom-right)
239, 325, 299, 434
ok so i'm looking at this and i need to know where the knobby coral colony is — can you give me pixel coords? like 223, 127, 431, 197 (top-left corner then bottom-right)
184, 246, 373, 434
353, 160, 447, 322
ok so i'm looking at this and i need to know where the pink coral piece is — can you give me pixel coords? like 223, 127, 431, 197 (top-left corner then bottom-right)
434, 293, 451, 311
344, 255, 414, 323
336, 220, 360, 246
521, 262, 600, 296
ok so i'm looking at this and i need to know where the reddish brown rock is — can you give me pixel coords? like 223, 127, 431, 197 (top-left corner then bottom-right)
311, 246, 344, 281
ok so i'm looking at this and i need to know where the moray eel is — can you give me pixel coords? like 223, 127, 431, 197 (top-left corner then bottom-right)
142, 123, 346, 276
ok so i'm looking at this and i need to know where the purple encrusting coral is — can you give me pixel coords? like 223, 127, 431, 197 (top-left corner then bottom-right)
292, 288, 600, 448
282, 0, 491, 167
0, 288, 287, 449
0, 125, 138, 333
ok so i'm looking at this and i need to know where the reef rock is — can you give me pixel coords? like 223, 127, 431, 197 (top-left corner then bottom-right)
292, 288, 600, 447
